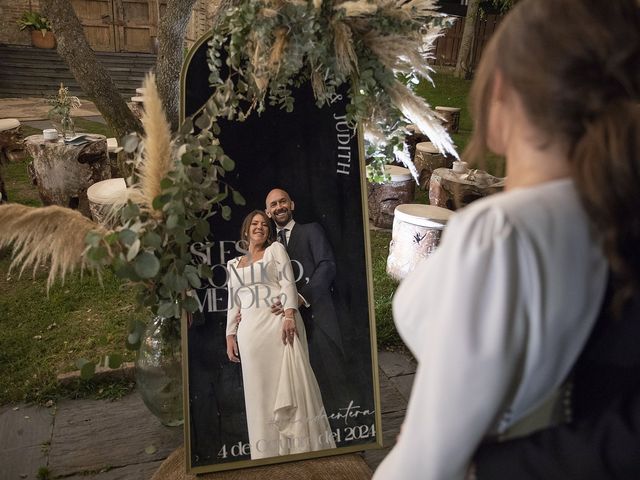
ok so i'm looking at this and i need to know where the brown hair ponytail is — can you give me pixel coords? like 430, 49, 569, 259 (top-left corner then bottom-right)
571, 101, 640, 307
465, 0, 640, 309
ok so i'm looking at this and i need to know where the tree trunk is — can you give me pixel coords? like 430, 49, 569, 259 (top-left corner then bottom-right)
41, 0, 142, 138
454, 0, 481, 79
25, 134, 111, 217
156, 0, 199, 131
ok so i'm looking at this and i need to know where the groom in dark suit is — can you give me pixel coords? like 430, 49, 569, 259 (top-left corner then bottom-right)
265, 188, 349, 425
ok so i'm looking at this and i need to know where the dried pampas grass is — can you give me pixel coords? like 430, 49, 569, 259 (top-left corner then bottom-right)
128, 73, 173, 218
333, 21, 358, 77
385, 81, 458, 159
311, 69, 327, 100
334, 1, 378, 17
0, 204, 105, 290
363, 31, 435, 80
378, 0, 440, 21
269, 27, 288, 74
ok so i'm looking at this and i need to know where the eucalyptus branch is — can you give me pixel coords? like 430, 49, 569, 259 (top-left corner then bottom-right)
206, 0, 457, 179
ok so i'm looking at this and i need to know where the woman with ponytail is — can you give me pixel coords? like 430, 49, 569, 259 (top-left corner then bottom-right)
373, 0, 640, 478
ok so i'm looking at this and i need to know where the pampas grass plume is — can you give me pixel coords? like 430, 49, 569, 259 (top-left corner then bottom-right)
386, 80, 458, 159
0, 204, 105, 290
133, 73, 173, 219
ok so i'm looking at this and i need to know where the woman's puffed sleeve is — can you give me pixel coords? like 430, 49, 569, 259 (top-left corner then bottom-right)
268, 242, 299, 312
373, 207, 530, 480
226, 258, 239, 336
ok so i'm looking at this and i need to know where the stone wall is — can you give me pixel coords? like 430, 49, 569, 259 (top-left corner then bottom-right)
0, 0, 39, 46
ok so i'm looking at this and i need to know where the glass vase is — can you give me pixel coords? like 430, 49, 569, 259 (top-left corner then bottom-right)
135, 316, 184, 427
50, 110, 75, 140
60, 114, 75, 140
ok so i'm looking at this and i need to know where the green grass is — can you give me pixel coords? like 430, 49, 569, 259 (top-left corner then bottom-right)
0, 118, 137, 404
73, 117, 115, 138
0, 251, 138, 403
417, 71, 506, 177
4, 159, 41, 206
370, 230, 402, 348
417, 71, 474, 154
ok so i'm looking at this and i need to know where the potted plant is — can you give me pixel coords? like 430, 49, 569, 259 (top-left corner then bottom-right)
47, 83, 81, 139
17, 11, 55, 49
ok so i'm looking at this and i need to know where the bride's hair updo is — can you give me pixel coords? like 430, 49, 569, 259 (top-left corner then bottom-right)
465, 0, 640, 309
240, 210, 273, 248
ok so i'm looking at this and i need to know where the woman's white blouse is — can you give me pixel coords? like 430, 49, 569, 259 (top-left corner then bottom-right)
373, 179, 608, 479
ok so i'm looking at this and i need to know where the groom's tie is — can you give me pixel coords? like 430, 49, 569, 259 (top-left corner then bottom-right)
278, 228, 288, 247
278, 228, 287, 248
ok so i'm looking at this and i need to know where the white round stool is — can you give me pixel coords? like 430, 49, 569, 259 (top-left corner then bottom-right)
386, 204, 453, 281
87, 178, 128, 226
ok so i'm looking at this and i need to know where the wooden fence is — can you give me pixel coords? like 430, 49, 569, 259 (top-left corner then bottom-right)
432, 14, 503, 69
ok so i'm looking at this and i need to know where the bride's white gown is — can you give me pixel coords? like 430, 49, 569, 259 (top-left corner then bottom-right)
226, 241, 336, 459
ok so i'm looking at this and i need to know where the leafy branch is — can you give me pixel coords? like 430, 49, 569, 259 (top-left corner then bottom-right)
207, 0, 458, 179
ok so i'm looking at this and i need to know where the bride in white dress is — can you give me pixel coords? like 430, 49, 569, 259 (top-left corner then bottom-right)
225, 210, 336, 460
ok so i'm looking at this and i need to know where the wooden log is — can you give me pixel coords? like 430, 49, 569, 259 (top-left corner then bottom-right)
429, 165, 505, 211
128, 100, 145, 120
151, 446, 373, 480
368, 165, 415, 229
414, 142, 454, 190
87, 177, 127, 227
0, 170, 6, 204
404, 124, 429, 164
435, 106, 461, 134
24, 134, 111, 217
0, 121, 25, 164
0, 119, 22, 203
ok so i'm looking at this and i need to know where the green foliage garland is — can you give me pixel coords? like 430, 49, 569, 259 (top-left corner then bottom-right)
207, 0, 457, 181
85, 110, 244, 325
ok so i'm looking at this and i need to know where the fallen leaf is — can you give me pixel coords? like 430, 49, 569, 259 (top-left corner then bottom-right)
12, 407, 19, 411
145, 445, 157, 455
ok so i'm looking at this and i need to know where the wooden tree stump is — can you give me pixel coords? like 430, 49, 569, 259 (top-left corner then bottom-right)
0, 170, 6, 204
429, 166, 506, 210
414, 142, 453, 190
435, 106, 461, 134
129, 98, 145, 119
0, 118, 25, 165
368, 165, 415, 229
151, 446, 373, 480
404, 124, 429, 164
87, 178, 127, 226
24, 134, 111, 217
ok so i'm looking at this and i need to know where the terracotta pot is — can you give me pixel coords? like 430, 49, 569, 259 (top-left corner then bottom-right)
31, 30, 56, 49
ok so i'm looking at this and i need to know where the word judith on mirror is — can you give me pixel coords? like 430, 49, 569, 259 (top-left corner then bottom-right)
335, 113, 355, 176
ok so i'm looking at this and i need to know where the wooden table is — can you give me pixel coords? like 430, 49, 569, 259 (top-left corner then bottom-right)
25, 134, 110, 217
